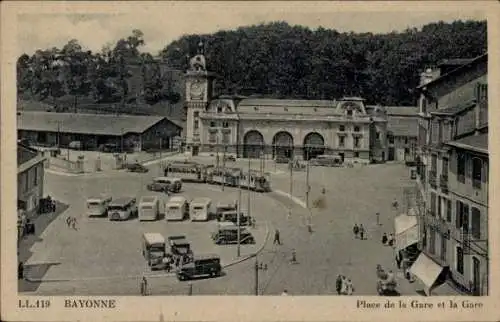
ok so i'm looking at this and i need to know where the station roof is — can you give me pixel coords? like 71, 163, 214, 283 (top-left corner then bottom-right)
17, 143, 46, 173
384, 106, 419, 116
387, 116, 418, 137
236, 98, 339, 116
417, 53, 487, 90
17, 111, 176, 136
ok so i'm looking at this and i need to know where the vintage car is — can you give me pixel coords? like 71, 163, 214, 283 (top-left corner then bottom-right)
176, 254, 222, 281
147, 177, 182, 193
275, 155, 290, 164
223, 155, 236, 162
126, 163, 149, 173
212, 222, 255, 245
309, 155, 343, 167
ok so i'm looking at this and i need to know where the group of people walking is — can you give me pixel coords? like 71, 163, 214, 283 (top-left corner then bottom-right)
352, 224, 365, 240
381, 233, 395, 247
66, 216, 78, 230
336, 275, 355, 295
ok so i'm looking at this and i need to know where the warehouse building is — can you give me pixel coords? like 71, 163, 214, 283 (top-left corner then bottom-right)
17, 111, 182, 152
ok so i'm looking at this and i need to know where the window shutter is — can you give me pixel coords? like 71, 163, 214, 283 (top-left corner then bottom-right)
455, 201, 461, 229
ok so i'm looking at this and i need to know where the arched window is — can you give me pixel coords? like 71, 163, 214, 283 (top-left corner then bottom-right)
354, 126, 360, 132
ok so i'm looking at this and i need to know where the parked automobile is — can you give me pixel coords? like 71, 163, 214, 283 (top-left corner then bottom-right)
275, 155, 290, 164
147, 177, 182, 193
223, 155, 236, 162
99, 143, 120, 153
309, 155, 343, 167
176, 254, 222, 281
68, 141, 82, 150
217, 210, 251, 226
126, 163, 149, 173
212, 222, 255, 245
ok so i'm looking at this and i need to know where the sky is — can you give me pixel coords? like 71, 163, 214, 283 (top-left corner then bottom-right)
15, 2, 487, 57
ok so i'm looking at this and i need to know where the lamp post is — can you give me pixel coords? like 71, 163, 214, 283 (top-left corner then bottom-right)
121, 127, 124, 153
237, 171, 242, 257
221, 135, 226, 192
254, 255, 268, 295
247, 156, 252, 225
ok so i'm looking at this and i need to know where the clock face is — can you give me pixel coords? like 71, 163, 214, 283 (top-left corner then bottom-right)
190, 81, 204, 99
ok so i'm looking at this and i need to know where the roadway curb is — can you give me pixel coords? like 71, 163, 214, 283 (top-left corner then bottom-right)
222, 220, 270, 269
272, 190, 307, 209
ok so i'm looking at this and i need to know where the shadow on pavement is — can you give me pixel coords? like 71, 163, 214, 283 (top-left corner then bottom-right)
19, 262, 61, 292
18, 201, 69, 292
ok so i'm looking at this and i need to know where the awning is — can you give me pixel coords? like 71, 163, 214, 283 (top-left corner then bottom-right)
394, 213, 418, 251
410, 253, 445, 296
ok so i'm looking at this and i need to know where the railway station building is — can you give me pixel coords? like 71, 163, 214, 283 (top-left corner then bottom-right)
184, 52, 418, 163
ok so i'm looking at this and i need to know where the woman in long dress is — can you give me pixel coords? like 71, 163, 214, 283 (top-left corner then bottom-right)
340, 276, 348, 295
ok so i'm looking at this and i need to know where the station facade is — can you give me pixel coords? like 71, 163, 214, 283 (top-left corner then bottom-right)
184, 52, 417, 163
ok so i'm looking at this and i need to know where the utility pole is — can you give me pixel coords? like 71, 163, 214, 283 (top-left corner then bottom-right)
254, 257, 259, 296
247, 157, 252, 223
221, 136, 226, 192
237, 171, 242, 257
121, 127, 124, 153
306, 147, 310, 209
289, 157, 293, 217
216, 135, 220, 169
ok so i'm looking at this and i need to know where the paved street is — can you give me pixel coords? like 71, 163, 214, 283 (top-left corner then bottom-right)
21, 155, 432, 296
21, 165, 280, 295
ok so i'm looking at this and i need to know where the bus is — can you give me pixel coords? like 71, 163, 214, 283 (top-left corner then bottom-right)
165, 196, 189, 221
138, 196, 160, 221
142, 233, 166, 269
164, 162, 213, 183
190, 197, 213, 221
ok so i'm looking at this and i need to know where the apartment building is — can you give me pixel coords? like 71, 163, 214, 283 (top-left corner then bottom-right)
411, 54, 488, 295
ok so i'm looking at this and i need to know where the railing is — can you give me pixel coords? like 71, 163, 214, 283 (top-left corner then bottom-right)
440, 174, 449, 193
472, 178, 482, 190
429, 170, 437, 188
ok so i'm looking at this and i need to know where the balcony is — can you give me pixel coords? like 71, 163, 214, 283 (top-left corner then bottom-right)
426, 214, 449, 235
429, 170, 437, 188
473, 178, 481, 190
440, 174, 449, 193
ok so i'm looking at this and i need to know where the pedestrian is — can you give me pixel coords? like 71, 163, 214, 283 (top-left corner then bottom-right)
142, 276, 149, 296
359, 224, 365, 240
290, 249, 297, 264
395, 251, 402, 269
335, 275, 343, 295
306, 217, 313, 233
345, 278, 354, 295
340, 276, 348, 295
392, 199, 399, 210
140, 278, 145, 296
71, 217, 78, 230
281, 289, 289, 296
18, 262, 24, 280
382, 233, 388, 245
376, 212, 380, 226
273, 229, 281, 245
66, 216, 72, 228
388, 233, 394, 247
353, 224, 359, 239
162, 256, 170, 272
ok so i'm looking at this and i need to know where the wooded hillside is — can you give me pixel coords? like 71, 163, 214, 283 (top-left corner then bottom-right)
17, 20, 486, 114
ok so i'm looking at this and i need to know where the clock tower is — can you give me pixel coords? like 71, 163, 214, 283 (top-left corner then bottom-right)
184, 42, 216, 156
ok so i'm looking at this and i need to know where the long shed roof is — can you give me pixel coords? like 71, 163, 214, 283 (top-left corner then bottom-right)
17, 111, 171, 136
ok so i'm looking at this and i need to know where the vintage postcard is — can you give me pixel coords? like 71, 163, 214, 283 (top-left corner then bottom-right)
1, 1, 499, 321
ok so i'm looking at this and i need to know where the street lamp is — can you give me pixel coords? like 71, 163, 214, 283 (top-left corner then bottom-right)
237, 171, 242, 257
254, 255, 268, 295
